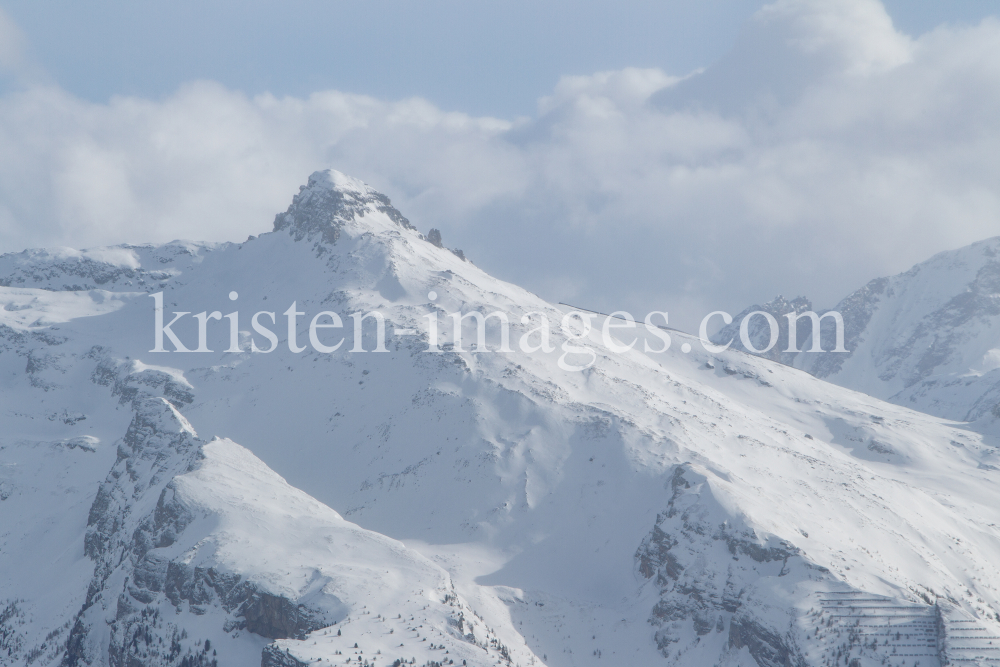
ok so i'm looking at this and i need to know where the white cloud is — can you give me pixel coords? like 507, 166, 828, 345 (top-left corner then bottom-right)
1, 0, 1000, 330
761, 0, 912, 75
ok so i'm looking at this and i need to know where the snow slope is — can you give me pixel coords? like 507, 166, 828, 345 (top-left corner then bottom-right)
2, 170, 1000, 667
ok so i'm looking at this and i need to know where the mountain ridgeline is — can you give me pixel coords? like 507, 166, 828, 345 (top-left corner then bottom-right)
1, 170, 999, 667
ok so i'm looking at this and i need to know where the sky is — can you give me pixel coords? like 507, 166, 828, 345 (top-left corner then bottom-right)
1, 0, 1000, 331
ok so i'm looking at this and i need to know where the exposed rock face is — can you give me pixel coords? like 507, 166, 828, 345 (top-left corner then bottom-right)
83, 398, 201, 564
711, 295, 815, 365
260, 644, 310, 667
63, 396, 204, 667
239, 593, 328, 641
77, 419, 189, 657
273, 170, 414, 246
728, 615, 806, 667
635, 465, 816, 666
62, 397, 337, 667
89, 349, 194, 409
0, 243, 211, 292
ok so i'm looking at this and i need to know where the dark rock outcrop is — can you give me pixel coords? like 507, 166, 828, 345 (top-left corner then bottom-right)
729, 614, 806, 667
62, 397, 337, 667
273, 170, 414, 247
261, 644, 310, 667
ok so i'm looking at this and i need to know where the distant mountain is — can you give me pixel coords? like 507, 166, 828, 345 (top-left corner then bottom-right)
709, 295, 815, 367
2, 171, 1000, 667
717, 237, 1000, 425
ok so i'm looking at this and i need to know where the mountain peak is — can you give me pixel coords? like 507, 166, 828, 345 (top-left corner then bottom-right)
307, 168, 369, 195
272, 169, 414, 245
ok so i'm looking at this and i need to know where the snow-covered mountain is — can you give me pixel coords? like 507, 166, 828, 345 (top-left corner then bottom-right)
3, 170, 1000, 667
716, 237, 1000, 425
